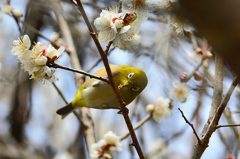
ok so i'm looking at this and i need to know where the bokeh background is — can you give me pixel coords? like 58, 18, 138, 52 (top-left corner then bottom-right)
1, 0, 240, 159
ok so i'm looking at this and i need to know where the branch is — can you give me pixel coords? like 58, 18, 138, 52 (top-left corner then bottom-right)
73, 0, 145, 158
49, 62, 109, 83
178, 108, 201, 144
86, 47, 115, 73
191, 55, 240, 159
120, 113, 152, 141
183, 58, 205, 82
223, 107, 240, 147
216, 124, 240, 129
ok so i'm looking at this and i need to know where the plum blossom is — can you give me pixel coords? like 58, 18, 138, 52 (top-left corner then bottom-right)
90, 131, 122, 159
0, 4, 13, 14
168, 15, 194, 35
169, 81, 191, 102
152, 97, 171, 122
122, 0, 158, 21
94, 6, 141, 52
11, 35, 65, 84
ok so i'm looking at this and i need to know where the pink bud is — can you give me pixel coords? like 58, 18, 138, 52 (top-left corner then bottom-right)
194, 72, 204, 81
180, 72, 188, 82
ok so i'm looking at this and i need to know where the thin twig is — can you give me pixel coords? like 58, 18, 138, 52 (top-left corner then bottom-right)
184, 58, 205, 82
178, 108, 201, 144
52, 82, 81, 120
120, 113, 153, 141
223, 107, 240, 148
49, 62, 109, 83
74, 0, 145, 158
11, 15, 23, 35
216, 124, 240, 129
52, 82, 68, 104
86, 47, 115, 73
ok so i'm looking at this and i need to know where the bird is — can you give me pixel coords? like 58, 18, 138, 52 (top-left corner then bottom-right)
56, 65, 148, 118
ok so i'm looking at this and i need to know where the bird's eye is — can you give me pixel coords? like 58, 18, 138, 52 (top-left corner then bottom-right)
132, 87, 140, 91
128, 73, 134, 79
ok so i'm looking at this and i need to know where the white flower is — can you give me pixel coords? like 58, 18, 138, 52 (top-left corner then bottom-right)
90, 131, 122, 159
169, 81, 191, 102
11, 35, 64, 84
1, 4, 13, 14
113, 33, 141, 52
44, 44, 65, 61
13, 9, 23, 18
122, 0, 157, 21
11, 35, 31, 56
94, 7, 141, 52
153, 97, 171, 122
168, 15, 194, 35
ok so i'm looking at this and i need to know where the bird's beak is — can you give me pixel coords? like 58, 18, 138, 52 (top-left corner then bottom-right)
118, 81, 129, 89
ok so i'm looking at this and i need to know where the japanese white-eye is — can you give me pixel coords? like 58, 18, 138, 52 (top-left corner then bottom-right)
56, 65, 148, 118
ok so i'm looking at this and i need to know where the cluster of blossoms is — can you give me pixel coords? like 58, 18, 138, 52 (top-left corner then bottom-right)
0, 4, 23, 18
94, 0, 194, 52
11, 35, 65, 84
146, 97, 172, 122
91, 131, 122, 159
94, 0, 161, 52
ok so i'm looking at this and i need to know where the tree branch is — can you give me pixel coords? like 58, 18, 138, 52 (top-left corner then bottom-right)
73, 0, 146, 158
216, 124, 240, 129
49, 62, 109, 83
120, 113, 152, 141
178, 108, 201, 144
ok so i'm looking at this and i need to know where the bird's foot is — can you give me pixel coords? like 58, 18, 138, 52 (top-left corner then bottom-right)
117, 108, 129, 115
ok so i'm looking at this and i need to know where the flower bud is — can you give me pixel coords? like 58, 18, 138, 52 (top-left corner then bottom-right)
205, 51, 213, 59
180, 72, 188, 82
194, 71, 204, 81
146, 104, 155, 113
196, 47, 203, 55
13, 9, 23, 18
114, 19, 123, 28
104, 131, 117, 145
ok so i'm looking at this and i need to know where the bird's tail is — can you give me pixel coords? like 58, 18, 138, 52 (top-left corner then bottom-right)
56, 102, 75, 119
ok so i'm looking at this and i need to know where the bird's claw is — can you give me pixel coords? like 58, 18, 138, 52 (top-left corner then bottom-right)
117, 108, 129, 115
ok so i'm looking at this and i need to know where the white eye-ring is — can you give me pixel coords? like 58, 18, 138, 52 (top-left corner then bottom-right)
128, 73, 134, 79
132, 87, 140, 91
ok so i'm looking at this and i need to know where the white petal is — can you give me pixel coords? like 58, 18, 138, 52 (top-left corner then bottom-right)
56, 46, 65, 57
45, 45, 57, 58
43, 66, 52, 77
119, 25, 131, 34
35, 56, 47, 65
22, 35, 31, 49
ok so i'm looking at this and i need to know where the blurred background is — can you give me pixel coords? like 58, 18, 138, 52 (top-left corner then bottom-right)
1, 0, 240, 159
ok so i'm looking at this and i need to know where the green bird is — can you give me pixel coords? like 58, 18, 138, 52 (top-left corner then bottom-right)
56, 65, 148, 118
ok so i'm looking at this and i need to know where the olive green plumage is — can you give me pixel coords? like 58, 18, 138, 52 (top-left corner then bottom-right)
56, 65, 148, 118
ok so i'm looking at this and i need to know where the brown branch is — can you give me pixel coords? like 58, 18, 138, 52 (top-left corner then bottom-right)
49, 62, 109, 83
178, 108, 201, 144
223, 107, 240, 147
216, 124, 240, 129
86, 47, 115, 73
191, 55, 240, 159
120, 113, 153, 141
73, 0, 145, 158
184, 58, 205, 82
